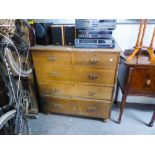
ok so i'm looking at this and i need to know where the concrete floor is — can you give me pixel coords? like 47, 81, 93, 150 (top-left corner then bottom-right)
29, 103, 155, 135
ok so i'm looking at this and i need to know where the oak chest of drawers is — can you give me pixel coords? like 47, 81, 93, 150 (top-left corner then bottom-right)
30, 45, 121, 120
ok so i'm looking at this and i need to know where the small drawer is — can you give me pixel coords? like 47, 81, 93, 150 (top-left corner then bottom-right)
41, 97, 112, 119
128, 67, 155, 96
38, 82, 74, 98
31, 50, 72, 66
74, 52, 118, 68
73, 68, 116, 86
74, 84, 113, 101
34, 66, 73, 82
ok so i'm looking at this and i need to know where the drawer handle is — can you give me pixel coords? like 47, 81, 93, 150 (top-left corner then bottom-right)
109, 58, 113, 62
145, 79, 151, 85
88, 74, 98, 80
53, 104, 62, 109
51, 89, 60, 93
88, 106, 96, 112
50, 72, 58, 77
48, 56, 56, 61
88, 91, 96, 96
90, 58, 99, 64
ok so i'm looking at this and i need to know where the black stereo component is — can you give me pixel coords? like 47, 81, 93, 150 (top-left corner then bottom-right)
51, 25, 75, 45
51, 25, 64, 45
63, 25, 75, 45
34, 23, 52, 45
76, 30, 112, 39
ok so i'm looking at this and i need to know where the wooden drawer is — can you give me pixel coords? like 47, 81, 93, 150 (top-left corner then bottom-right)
38, 81, 113, 101
34, 66, 73, 82
74, 84, 113, 100
31, 50, 72, 66
34, 65, 116, 85
41, 97, 112, 119
128, 67, 155, 96
73, 67, 116, 86
38, 82, 73, 98
74, 52, 118, 68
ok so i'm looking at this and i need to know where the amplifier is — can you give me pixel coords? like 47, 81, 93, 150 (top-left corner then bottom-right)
77, 30, 112, 39
75, 38, 115, 48
75, 19, 116, 30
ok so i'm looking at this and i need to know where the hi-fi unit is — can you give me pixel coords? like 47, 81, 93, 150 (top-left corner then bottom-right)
75, 38, 115, 48
75, 19, 117, 30
76, 30, 112, 39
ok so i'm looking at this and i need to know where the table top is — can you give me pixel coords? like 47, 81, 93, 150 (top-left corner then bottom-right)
30, 45, 122, 53
121, 49, 155, 66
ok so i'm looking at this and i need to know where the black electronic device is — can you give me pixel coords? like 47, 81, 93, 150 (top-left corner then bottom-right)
34, 23, 52, 45
51, 25, 64, 45
63, 25, 75, 45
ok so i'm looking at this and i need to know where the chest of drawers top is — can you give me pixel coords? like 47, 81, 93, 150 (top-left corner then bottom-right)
30, 45, 122, 53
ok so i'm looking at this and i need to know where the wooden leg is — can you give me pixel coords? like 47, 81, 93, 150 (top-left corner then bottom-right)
149, 110, 155, 127
114, 80, 119, 105
118, 95, 127, 124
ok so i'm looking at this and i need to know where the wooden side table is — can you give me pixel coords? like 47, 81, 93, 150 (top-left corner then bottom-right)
116, 53, 155, 126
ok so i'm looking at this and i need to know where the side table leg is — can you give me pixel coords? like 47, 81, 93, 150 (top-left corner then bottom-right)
114, 80, 119, 105
149, 110, 155, 127
118, 95, 127, 124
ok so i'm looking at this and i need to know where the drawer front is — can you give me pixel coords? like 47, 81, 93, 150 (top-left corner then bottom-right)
74, 84, 113, 100
74, 52, 118, 68
34, 65, 116, 85
38, 82, 74, 98
128, 67, 155, 95
31, 50, 72, 66
38, 81, 113, 101
34, 66, 73, 82
41, 97, 112, 119
73, 68, 116, 85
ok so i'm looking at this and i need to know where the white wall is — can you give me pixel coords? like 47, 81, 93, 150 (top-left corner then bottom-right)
113, 24, 155, 104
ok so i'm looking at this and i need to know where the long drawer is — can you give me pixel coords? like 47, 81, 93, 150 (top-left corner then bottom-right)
34, 65, 116, 86
41, 96, 112, 119
38, 81, 113, 101
74, 52, 118, 68
32, 50, 72, 66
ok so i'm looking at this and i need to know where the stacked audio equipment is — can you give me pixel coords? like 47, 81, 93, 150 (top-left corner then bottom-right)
51, 25, 75, 45
75, 19, 117, 48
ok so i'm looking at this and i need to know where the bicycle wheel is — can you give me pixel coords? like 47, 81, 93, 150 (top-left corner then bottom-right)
0, 110, 30, 135
0, 110, 16, 134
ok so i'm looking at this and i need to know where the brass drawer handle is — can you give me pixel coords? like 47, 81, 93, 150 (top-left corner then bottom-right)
51, 88, 60, 93
88, 91, 96, 96
48, 56, 56, 61
88, 106, 96, 112
145, 79, 151, 85
109, 58, 113, 62
53, 103, 62, 109
90, 58, 99, 64
88, 74, 98, 80
50, 72, 58, 77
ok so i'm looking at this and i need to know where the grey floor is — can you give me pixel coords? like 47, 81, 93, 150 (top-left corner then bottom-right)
29, 103, 155, 135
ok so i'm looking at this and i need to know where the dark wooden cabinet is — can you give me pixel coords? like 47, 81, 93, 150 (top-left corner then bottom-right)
116, 54, 155, 125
